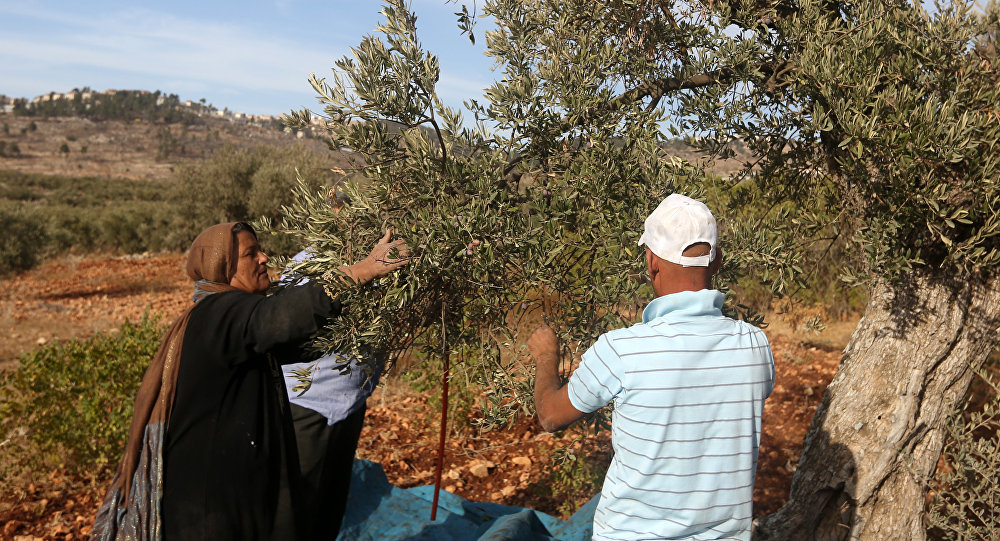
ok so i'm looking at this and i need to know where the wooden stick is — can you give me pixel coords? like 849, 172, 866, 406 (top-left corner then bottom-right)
430, 301, 449, 521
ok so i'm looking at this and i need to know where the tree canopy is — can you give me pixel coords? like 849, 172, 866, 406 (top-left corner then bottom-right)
268, 0, 1000, 536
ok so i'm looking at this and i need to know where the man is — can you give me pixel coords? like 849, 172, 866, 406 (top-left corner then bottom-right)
279, 192, 383, 541
92, 222, 409, 541
529, 194, 774, 541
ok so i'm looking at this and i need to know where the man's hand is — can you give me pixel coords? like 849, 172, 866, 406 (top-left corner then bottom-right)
528, 325, 585, 432
528, 325, 560, 371
342, 229, 413, 286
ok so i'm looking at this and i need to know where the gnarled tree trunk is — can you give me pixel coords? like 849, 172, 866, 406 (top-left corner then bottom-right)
755, 271, 1000, 540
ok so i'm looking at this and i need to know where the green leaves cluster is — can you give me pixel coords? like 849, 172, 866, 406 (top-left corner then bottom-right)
683, 0, 1000, 283
173, 144, 339, 255
0, 314, 165, 488
927, 367, 1000, 538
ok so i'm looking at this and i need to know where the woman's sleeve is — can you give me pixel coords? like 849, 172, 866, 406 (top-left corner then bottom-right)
247, 283, 341, 354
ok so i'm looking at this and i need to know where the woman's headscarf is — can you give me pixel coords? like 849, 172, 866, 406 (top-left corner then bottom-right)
92, 222, 244, 540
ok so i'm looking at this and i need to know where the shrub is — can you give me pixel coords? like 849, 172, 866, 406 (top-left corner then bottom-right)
0, 171, 184, 267
94, 203, 178, 253
523, 437, 611, 518
170, 143, 338, 255
927, 364, 1000, 539
44, 206, 101, 252
0, 313, 165, 488
0, 205, 48, 273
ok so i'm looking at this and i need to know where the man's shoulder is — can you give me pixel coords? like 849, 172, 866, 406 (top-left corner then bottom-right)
731, 318, 770, 340
599, 322, 652, 344
589, 321, 664, 358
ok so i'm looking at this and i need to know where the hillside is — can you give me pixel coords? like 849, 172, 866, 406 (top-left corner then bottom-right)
0, 88, 743, 182
0, 113, 342, 182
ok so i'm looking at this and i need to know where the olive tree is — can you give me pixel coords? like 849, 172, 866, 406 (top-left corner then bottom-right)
680, 2, 1000, 539
536, 0, 1000, 538
270, 0, 751, 430
268, 0, 1000, 538
582, 0, 1000, 538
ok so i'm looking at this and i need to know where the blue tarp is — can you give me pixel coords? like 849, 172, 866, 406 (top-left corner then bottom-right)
337, 459, 598, 541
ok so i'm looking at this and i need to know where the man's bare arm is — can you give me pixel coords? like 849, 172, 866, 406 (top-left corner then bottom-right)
528, 326, 586, 432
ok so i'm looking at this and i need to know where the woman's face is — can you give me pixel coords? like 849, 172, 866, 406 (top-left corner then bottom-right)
229, 231, 271, 294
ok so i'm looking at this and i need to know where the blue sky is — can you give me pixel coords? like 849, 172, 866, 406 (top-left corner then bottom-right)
0, 0, 497, 116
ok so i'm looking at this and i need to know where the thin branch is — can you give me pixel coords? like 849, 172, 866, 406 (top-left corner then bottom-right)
658, 0, 691, 64
426, 103, 449, 168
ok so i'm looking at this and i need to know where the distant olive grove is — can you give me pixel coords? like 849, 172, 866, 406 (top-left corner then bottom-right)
0, 143, 338, 274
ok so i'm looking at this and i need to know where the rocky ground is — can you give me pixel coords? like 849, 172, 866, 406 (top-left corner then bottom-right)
0, 253, 852, 540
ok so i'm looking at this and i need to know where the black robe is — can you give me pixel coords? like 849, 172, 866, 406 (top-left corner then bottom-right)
161, 284, 338, 541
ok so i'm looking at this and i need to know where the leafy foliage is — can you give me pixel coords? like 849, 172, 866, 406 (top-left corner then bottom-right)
0, 204, 49, 274
674, 0, 1000, 284
172, 144, 339, 255
269, 0, 729, 425
0, 142, 338, 269
546, 439, 610, 518
0, 314, 165, 488
927, 366, 1000, 539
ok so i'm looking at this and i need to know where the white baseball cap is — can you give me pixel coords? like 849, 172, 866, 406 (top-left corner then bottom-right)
638, 194, 717, 267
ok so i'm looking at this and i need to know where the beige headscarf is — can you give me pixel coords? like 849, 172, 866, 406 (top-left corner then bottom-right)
114, 222, 241, 499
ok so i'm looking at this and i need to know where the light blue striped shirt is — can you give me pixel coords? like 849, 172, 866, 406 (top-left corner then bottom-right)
568, 289, 774, 541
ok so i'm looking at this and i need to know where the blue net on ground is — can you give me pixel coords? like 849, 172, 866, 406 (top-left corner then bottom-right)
337, 459, 599, 541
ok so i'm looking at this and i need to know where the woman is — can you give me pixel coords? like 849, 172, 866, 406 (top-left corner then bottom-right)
92, 222, 409, 541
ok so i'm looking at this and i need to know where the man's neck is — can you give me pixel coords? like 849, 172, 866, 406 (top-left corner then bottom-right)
653, 275, 712, 298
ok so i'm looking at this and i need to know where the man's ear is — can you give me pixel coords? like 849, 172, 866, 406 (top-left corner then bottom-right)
708, 246, 723, 276
646, 248, 658, 280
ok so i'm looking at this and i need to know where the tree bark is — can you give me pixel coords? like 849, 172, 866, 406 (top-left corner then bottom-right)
755, 271, 1000, 540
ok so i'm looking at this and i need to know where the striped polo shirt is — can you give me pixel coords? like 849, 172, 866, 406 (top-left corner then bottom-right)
567, 289, 774, 541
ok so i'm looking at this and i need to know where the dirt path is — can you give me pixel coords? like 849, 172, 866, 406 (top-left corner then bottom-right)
0, 254, 190, 370
0, 254, 855, 539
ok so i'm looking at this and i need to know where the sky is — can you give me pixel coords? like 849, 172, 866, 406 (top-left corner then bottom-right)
0, 0, 498, 117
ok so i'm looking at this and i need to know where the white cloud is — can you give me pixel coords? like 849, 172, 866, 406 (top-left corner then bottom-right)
0, 2, 495, 117
4, 7, 335, 91
0, 5, 343, 112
